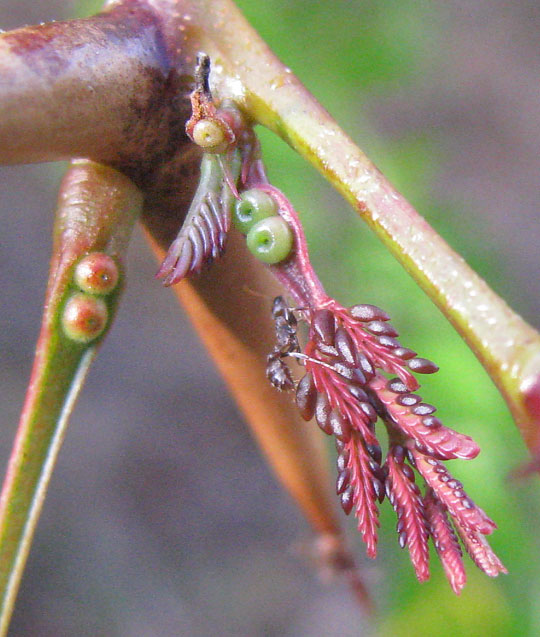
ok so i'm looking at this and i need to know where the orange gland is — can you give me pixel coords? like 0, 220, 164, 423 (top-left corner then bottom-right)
74, 252, 119, 295
62, 293, 108, 343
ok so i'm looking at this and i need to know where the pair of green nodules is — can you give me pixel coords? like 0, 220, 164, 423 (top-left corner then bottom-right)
233, 189, 293, 264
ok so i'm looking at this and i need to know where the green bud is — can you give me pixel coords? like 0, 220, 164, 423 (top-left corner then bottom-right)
233, 188, 278, 234
246, 216, 293, 264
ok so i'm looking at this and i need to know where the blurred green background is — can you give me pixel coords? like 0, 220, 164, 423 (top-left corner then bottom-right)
1, 1, 539, 635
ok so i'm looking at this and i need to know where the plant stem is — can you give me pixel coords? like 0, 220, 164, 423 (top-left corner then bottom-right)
0, 161, 142, 635
0, 351, 95, 637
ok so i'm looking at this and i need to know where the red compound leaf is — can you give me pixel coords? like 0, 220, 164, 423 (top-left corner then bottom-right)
385, 447, 430, 582
369, 374, 480, 461
424, 488, 467, 594
236, 139, 504, 593
453, 518, 508, 577
412, 451, 496, 536
305, 338, 378, 446
329, 302, 423, 391
338, 433, 382, 558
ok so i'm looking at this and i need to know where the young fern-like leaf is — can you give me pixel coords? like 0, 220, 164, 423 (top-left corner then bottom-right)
156, 150, 242, 285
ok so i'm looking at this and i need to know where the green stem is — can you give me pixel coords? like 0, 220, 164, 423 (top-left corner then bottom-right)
0, 161, 142, 635
0, 350, 95, 637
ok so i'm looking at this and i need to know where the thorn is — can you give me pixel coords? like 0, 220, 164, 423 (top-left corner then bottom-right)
194, 52, 211, 97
